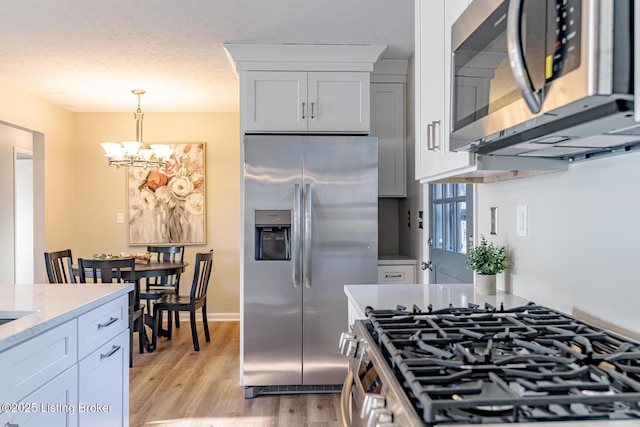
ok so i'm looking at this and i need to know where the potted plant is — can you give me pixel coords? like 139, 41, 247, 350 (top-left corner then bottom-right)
466, 235, 508, 294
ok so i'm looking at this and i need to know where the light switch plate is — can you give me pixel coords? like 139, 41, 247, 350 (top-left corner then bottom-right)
516, 205, 528, 237
116, 212, 124, 224
490, 207, 498, 235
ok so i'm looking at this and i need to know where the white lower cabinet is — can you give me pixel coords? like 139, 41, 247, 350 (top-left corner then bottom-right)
0, 293, 129, 427
79, 329, 128, 427
0, 366, 78, 427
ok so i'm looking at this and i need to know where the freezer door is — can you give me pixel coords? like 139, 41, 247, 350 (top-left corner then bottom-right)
302, 136, 378, 385
243, 135, 303, 386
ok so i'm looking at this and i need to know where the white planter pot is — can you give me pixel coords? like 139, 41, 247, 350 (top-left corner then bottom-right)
475, 273, 496, 295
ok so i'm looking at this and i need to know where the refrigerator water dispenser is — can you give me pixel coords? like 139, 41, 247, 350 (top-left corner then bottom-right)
255, 210, 291, 260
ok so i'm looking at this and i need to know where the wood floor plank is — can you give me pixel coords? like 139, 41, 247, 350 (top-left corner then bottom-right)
130, 321, 342, 427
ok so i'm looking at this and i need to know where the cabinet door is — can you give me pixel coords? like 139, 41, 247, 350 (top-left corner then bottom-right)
415, 0, 445, 180
372, 83, 406, 197
0, 366, 78, 427
440, 0, 475, 173
307, 72, 370, 133
244, 71, 308, 132
79, 329, 129, 427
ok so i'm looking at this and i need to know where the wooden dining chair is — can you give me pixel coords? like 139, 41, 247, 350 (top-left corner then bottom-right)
44, 249, 76, 283
77, 257, 145, 366
141, 245, 184, 327
152, 250, 214, 351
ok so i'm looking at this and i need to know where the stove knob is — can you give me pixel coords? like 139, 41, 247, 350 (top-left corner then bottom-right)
338, 332, 358, 357
360, 393, 385, 420
366, 407, 393, 427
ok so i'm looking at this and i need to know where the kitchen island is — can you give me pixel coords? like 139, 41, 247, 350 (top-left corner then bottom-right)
0, 283, 133, 427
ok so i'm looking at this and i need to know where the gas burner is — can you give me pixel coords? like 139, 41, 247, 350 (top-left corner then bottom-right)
363, 302, 640, 425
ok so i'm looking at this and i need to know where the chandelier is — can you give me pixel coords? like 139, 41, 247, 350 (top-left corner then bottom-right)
100, 90, 174, 169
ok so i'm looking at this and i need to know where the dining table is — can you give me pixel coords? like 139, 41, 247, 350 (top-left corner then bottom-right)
72, 259, 189, 352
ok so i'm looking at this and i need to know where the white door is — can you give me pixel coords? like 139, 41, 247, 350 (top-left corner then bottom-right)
428, 183, 474, 284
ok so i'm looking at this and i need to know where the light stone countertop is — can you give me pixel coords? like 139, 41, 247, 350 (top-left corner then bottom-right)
345, 283, 532, 319
0, 283, 133, 352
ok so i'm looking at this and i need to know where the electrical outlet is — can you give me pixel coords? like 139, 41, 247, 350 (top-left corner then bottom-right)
418, 211, 424, 229
516, 205, 528, 237
116, 212, 124, 224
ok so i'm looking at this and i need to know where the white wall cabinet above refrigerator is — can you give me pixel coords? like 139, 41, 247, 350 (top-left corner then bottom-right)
224, 44, 386, 135
244, 71, 370, 133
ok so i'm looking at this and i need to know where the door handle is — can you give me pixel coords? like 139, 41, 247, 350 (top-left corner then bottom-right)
421, 260, 433, 271
293, 184, 302, 288
507, 0, 543, 113
303, 183, 312, 288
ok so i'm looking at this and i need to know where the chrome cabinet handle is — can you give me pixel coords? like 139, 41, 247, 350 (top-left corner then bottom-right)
310, 102, 316, 119
303, 183, 312, 288
422, 260, 433, 271
426, 122, 433, 151
385, 273, 403, 279
100, 345, 121, 359
507, 0, 543, 113
97, 316, 118, 329
293, 184, 302, 288
431, 120, 441, 150
302, 102, 306, 119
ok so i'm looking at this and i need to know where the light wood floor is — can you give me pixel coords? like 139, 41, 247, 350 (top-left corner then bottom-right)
130, 321, 342, 427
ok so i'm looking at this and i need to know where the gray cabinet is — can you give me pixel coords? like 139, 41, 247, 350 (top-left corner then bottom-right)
371, 83, 406, 197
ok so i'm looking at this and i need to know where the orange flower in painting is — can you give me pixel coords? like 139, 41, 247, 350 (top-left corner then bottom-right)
146, 171, 168, 191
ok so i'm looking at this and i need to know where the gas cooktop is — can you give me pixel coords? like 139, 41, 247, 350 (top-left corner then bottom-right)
363, 302, 640, 425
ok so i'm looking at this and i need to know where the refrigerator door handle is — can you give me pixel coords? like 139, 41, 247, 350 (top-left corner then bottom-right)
293, 183, 302, 288
303, 183, 312, 288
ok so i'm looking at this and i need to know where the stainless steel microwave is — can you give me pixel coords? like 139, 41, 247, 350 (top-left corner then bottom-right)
450, 0, 636, 159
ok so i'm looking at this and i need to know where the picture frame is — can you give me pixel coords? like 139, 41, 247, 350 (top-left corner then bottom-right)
127, 142, 206, 245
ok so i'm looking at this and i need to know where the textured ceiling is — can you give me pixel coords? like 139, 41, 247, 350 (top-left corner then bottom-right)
0, 0, 414, 113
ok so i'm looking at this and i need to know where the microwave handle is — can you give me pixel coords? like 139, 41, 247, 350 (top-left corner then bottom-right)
507, 0, 543, 114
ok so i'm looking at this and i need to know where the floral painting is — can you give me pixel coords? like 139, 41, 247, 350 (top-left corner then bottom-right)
128, 142, 206, 245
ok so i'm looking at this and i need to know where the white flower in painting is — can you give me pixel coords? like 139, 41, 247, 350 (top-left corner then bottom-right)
155, 185, 177, 209
131, 168, 149, 181
139, 188, 157, 210
168, 176, 194, 199
185, 192, 204, 215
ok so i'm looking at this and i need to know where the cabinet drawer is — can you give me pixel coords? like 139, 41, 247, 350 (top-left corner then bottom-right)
78, 294, 128, 360
378, 264, 415, 284
0, 320, 77, 404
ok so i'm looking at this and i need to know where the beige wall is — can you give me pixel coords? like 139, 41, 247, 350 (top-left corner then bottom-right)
0, 79, 241, 317
74, 112, 241, 316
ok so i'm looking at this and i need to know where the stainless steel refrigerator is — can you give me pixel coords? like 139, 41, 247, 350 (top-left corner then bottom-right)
242, 135, 378, 397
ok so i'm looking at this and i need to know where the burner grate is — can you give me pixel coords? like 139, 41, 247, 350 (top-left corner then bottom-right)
366, 302, 640, 425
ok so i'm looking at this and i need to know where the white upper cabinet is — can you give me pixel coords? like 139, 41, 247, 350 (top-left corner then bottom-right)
371, 82, 406, 197
244, 71, 370, 133
415, 0, 473, 182
224, 43, 386, 135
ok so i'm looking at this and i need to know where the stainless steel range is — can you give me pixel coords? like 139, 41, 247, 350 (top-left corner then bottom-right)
339, 302, 640, 427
